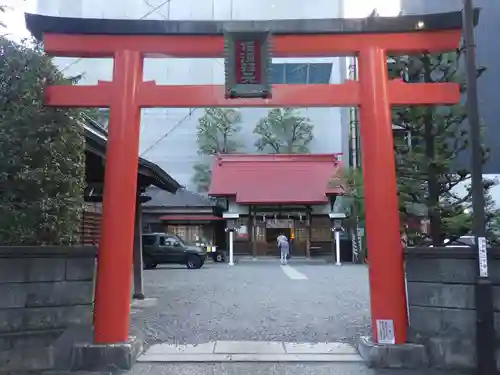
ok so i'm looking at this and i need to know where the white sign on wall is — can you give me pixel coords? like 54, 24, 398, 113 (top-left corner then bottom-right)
376, 319, 395, 344
224, 29, 272, 99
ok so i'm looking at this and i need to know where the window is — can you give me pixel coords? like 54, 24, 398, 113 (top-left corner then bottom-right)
142, 235, 156, 246
169, 225, 187, 241
253, 224, 266, 242
164, 236, 179, 246
148, 223, 164, 233
311, 227, 331, 241
271, 64, 285, 84
295, 227, 307, 241
285, 64, 308, 84
311, 217, 332, 241
309, 63, 333, 83
159, 236, 166, 246
270, 63, 333, 84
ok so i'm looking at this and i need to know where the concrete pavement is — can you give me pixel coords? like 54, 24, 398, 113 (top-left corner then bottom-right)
125, 260, 467, 375
130, 260, 371, 347
126, 363, 465, 375
138, 341, 362, 362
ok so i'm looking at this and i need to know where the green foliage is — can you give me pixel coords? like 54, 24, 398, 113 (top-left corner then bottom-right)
192, 163, 212, 193
253, 108, 313, 153
0, 4, 6, 29
329, 167, 366, 259
391, 50, 492, 245
463, 179, 500, 245
331, 168, 364, 226
0, 37, 85, 245
192, 108, 243, 192
196, 108, 242, 155
487, 208, 500, 246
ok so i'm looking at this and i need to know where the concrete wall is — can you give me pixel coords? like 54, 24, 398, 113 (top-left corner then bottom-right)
405, 246, 500, 370
0, 246, 96, 373
35, 0, 348, 190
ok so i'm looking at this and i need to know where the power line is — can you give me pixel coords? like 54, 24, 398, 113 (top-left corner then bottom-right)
63, 1, 313, 157
139, 108, 198, 157
59, 0, 174, 73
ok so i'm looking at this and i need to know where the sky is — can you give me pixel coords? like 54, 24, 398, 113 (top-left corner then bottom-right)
1, 0, 36, 41
345, 0, 401, 17
1, 0, 401, 40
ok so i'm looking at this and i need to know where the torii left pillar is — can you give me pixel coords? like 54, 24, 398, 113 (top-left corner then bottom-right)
55, 49, 145, 371
93, 50, 143, 343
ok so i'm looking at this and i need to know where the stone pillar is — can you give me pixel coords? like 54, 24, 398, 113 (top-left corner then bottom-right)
306, 212, 312, 258
404, 246, 500, 371
251, 213, 257, 258
132, 199, 144, 300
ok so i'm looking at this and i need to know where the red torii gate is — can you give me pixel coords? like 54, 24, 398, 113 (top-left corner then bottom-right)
26, 12, 463, 346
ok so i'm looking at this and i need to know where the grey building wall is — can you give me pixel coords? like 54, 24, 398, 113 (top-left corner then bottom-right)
405, 246, 500, 370
0, 246, 96, 373
36, 0, 347, 190
401, 0, 500, 173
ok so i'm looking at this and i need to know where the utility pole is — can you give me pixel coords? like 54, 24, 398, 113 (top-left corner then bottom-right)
462, 1, 496, 373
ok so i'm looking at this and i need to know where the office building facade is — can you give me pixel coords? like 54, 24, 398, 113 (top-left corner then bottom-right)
401, 0, 500, 174
35, 0, 348, 189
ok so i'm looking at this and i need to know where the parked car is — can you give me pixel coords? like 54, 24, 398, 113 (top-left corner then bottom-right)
142, 233, 206, 269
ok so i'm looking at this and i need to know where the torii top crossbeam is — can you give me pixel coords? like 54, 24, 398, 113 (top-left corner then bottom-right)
25, 11, 474, 109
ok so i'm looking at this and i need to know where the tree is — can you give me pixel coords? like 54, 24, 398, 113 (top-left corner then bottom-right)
390, 49, 492, 245
253, 108, 313, 153
459, 178, 500, 245
330, 168, 364, 226
192, 108, 243, 192
192, 163, 212, 193
329, 167, 366, 261
0, 37, 86, 244
0, 3, 9, 29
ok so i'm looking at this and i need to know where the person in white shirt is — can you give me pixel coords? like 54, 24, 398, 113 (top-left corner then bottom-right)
277, 233, 289, 265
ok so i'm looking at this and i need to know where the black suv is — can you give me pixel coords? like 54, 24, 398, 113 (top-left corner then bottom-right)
142, 233, 206, 269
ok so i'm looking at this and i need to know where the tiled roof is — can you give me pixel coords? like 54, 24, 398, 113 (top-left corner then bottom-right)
209, 154, 343, 205
143, 187, 217, 208
159, 215, 223, 221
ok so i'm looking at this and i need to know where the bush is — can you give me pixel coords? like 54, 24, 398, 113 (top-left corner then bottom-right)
0, 37, 85, 245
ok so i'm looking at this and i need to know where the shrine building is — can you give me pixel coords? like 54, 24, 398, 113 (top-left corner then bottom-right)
208, 153, 348, 258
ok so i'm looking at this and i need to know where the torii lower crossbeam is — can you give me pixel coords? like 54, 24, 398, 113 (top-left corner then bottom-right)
45, 81, 459, 108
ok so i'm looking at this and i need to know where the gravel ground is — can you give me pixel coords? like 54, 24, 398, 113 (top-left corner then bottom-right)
126, 363, 467, 375
130, 261, 371, 346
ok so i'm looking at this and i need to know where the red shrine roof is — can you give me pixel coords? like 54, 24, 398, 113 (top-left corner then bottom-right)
159, 215, 223, 221
208, 154, 343, 205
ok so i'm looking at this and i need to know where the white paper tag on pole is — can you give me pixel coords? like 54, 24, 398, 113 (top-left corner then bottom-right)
376, 320, 395, 344
478, 236, 488, 277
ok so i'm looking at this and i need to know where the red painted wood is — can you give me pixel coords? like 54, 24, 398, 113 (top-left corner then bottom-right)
44, 81, 459, 108
358, 47, 408, 344
92, 50, 143, 344
43, 30, 461, 58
